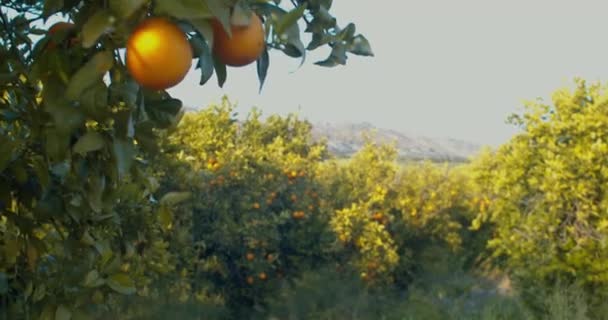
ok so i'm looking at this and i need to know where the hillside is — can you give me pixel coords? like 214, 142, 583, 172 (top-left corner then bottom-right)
311, 122, 482, 162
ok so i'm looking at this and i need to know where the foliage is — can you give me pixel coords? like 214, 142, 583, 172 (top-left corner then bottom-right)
471, 80, 608, 301
147, 99, 335, 318
0, 0, 370, 318
318, 138, 480, 286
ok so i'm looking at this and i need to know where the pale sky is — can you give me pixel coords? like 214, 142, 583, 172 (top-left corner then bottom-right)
167, 0, 608, 146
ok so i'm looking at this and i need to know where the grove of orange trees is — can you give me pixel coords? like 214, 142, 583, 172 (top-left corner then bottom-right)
3, 0, 608, 319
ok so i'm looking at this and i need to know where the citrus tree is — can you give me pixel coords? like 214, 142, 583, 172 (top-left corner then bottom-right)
0, 0, 371, 318
470, 79, 608, 312
318, 138, 479, 287
146, 99, 335, 318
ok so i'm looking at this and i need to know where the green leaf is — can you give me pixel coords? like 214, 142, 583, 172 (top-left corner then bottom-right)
83, 270, 105, 288
213, 55, 227, 88
113, 109, 135, 139
256, 47, 269, 92
45, 129, 71, 163
206, 0, 232, 36
275, 3, 307, 36
160, 192, 192, 206
0, 136, 15, 172
306, 6, 335, 33
145, 98, 183, 129
66, 51, 114, 101
134, 122, 159, 153
11, 163, 28, 185
0, 272, 8, 295
154, 0, 213, 19
109, 0, 147, 19
192, 37, 214, 86
31, 156, 50, 191
109, 78, 138, 107
189, 18, 215, 48
278, 11, 307, 65
231, 2, 252, 27
158, 206, 173, 232
307, 32, 333, 50
339, 23, 356, 41
40, 304, 55, 320
87, 172, 106, 213
315, 42, 347, 67
73, 132, 105, 155
81, 10, 115, 48
43, 0, 64, 19
107, 273, 136, 295
348, 35, 374, 57
33, 283, 46, 302
71, 310, 94, 320
112, 139, 134, 180
94, 240, 113, 265
55, 305, 71, 320
80, 81, 110, 120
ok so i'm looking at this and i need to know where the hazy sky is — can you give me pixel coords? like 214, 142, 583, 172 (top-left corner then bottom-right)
167, 0, 608, 146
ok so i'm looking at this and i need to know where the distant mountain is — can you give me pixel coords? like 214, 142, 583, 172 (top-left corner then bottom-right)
311, 122, 482, 162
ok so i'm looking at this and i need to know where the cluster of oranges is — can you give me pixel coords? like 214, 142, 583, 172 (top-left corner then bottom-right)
244, 252, 273, 285
47, 10, 266, 91
127, 13, 264, 90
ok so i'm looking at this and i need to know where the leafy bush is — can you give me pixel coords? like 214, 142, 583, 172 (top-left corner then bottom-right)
471, 80, 608, 310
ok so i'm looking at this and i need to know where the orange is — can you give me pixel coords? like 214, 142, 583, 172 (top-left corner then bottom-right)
371, 212, 383, 222
246, 276, 254, 285
258, 272, 267, 280
246, 252, 255, 261
126, 17, 192, 90
211, 13, 265, 67
292, 211, 305, 220
252, 202, 260, 209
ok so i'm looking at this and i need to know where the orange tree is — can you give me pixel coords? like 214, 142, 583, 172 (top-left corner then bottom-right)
470, 79, 608, 315
317, 137, 479, 287
0, 0, 371, 318
146, 99, 334, 318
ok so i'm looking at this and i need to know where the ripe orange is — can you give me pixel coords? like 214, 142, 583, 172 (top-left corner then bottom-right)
246, 252, 255, 261
252, 202, 260, 209
47, 22, 79, 49
371, 212, 383, 222
211, 12, 265, 67
126, 17, 192, 90
246, 276, 254, 285
292, 211, 305, 220
258, 272, 267, 280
